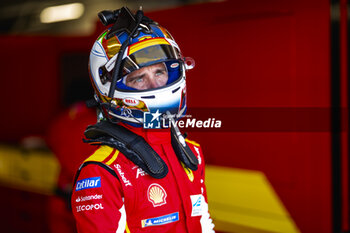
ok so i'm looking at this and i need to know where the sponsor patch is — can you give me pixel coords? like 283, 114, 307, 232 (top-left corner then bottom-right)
76, 203, 104, 212
76, 194, 103, 203
190, 194, 204, 216
147, 183, 167, 207
170, 62, 179, 68
141, 212, 179, 228
123, 97, 139, 106
75, 177, 101, 191
133, 166, 147, 179
114, 164, 132, 186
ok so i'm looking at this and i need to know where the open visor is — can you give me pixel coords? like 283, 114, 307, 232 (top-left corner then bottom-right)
116, 59, 184, 91
115, 41, 184, 91
123, 42, 181, 73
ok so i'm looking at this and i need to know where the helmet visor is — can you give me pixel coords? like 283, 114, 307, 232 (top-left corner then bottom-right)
116, 60, 183, 91
123, 42, 181, 74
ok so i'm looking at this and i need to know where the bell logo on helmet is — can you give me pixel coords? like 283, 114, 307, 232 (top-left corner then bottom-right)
123, 98, 139, 106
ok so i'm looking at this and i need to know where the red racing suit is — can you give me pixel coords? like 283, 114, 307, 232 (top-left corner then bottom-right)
71, 124, 215, 233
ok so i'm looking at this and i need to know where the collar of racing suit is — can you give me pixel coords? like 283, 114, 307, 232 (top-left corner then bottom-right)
120, 123, 198, 171
83, 120, 198, 178
120, 122, 172, 145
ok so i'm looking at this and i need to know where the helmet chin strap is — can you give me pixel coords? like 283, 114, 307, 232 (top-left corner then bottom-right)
166, 111, 199, 170
166, 111, 186, 147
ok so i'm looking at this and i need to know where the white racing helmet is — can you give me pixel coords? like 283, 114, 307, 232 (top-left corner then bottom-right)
89, 7, 194, 126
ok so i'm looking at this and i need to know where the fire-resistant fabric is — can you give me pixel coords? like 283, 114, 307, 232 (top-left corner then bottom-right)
71, 124, 215, 233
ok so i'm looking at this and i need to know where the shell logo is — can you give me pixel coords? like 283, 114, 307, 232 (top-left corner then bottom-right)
147, 183, 167, 207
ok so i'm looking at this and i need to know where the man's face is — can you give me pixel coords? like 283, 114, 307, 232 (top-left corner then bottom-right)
125, 63, 168, 90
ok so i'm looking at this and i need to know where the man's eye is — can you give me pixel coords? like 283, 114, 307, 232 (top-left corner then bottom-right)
156, 70, 165, 76
128, 76, 143, 83
135, 77, 143, 83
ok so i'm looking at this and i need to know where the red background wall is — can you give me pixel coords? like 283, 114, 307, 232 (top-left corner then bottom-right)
0, 0, 343, 232
150, 1, 332, 233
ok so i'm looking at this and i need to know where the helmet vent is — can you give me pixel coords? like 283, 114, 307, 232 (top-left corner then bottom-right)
172, 87, 180, 93
141, 95, 155, 99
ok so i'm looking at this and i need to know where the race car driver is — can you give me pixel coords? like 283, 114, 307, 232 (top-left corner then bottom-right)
71, 7, 215, 233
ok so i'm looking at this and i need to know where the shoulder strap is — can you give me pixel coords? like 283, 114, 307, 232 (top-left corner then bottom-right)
83, 121, 168, 179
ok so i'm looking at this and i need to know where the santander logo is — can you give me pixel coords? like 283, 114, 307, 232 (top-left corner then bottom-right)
123, 98, 139, 106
